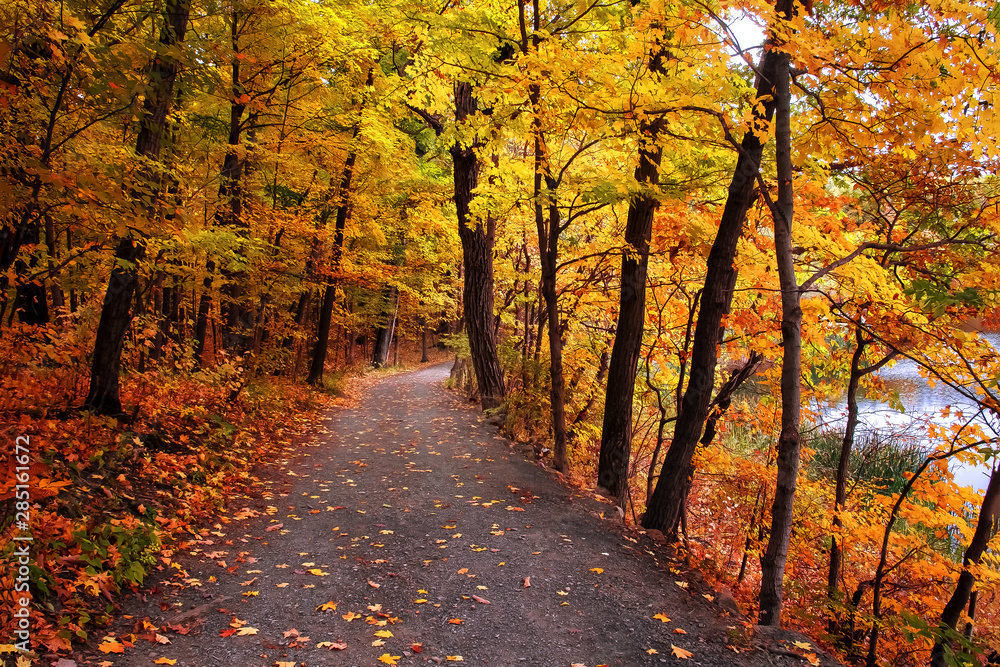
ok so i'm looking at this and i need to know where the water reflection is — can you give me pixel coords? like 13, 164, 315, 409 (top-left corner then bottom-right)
818, 333, 1000, 492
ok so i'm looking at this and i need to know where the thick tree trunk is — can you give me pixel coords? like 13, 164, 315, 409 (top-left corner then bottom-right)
642, 32, 782, 539
758, 38, 798, 626
451, 81, 505, 410
84, 0, 190, 415
930, 467, 1000, 666
596, 131, 661, 500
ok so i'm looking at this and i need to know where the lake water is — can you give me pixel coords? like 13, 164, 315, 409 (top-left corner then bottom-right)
817, 333, 1000, 492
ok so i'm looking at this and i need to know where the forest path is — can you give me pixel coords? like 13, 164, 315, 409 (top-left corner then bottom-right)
84, 363, 836, 667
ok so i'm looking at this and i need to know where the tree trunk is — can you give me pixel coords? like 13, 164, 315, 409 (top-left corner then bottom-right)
930, 467, 1000, 666
596, 128, 661, 500
758, 37, 799, 626
421, 322, 429, 362
372, 285, 399, 368
451, 81, 505, 410
83, 0, 190, 415
642, 27, 782, 539
307, 129, 359, 385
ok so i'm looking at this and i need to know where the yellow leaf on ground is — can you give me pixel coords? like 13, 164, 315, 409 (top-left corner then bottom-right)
589, 568, 603, 573
673, 628, 687, 634
671, 644, 693, 659
448, 618, 463, 624
446, 656, 464, 661
653, 613, 670, 623
236, 627, 258, 636
374, 630, 394, 638
646, 649, 658, 655
342, 612, 361, 621
153, 659, 176, 665
316, 601, 337, 611
377, 654, 401, 665
793, 641, 813, 650
804, 654, 820, 666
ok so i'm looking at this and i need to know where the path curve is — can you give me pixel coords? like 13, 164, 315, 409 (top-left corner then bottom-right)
85, 364, 834, 667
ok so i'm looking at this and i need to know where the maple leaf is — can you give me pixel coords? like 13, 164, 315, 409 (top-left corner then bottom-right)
589, 567, 604, 573
276, 662, 296, 667
653, 613, 670, 622
236, 627, 258, 636
377, 654, 401, 665
646, 649, 658, 655
317, 641, 347, 650
804, 654, 820, 666
98, 640, 125, 654
155, 634, 171, 644
153, 659, 177, 665
342, 612, 361, 621
283, 628, 300, 638
448, 618, 464, 624
671, 644, 693, 659
793, 641, 813, 650
374, 630, 394, 638
446, 657, 464, 661
316, 601, 338, 611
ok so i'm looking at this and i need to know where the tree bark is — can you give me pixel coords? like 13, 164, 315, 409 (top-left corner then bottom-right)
84, 0, 190, 415
451, 81, 505, 410
307, 138, 358, 385
930, 467, 1000, 666
372, 285, 399, 368
758, 36, 798, 626
596, 128, 661, 500
642, 25, 782, 539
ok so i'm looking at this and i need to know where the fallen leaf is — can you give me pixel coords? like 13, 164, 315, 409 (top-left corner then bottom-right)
448, 618, 464, 625
653, 613, 670, 623
317, 641, 347, 650
446, 656, 463, 662
805, 654, 820, 666
266, 523, 283, 531
342, 612, 361, 621
236, 627, 259, 636
472, 595, 490, 604
153, 659, 176, 665
671, 644, 693, 659
523, 577, 531, 587
378, 654, 401, 665
372, 639, 386, 647
283, 629, 300, 638
646, 648, 658, 655
557, 590, 568, 596
675, 581, 688, 589
412, 643, 424, 653
308, 569, 328, 576
673, 628, 687, 634
317, 601, 338, 611
155, 634, 171, 644
414, 599, 428, 603
368, 580, 381, 588
794, 641, 813, 650
276, 662, 296, 667
589, 568, 603, 573
374, 630, 394, 638
457, 568, 468, 574
98, 640, 124, 654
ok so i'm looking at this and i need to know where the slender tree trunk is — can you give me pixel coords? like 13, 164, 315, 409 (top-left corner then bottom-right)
451, 81, 505, 410
930, 467, 1000, 666
307, 126, 360, 385
596, 127, 661, 500
84, 0, 190, 415
421, 321, 429, 362
372, 285, 399, 368
758, 36, 799, 626
642, 24, 783, 539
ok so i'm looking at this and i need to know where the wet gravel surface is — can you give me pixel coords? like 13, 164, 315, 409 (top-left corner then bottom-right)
73, 363, 840, 667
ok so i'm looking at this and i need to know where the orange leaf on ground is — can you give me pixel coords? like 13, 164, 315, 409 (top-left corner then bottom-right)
671, 644, 693, 659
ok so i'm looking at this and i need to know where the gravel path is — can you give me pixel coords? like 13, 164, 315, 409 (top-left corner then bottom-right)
78, 363, 839, 667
